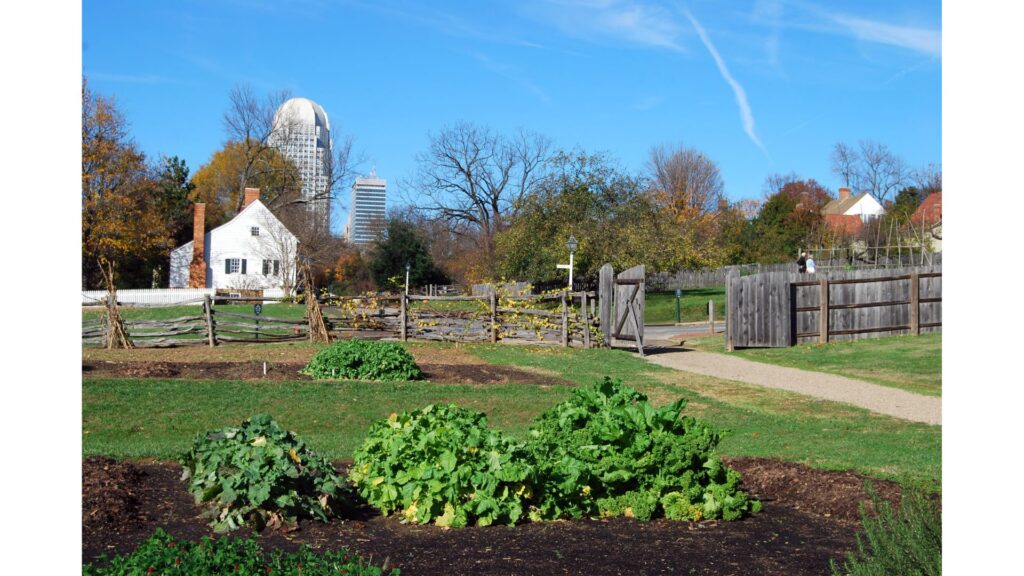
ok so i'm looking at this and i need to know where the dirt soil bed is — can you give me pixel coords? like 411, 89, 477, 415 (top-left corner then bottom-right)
82, 345, 572, 387
81, 359, 570, 386
82, 456, 899, 575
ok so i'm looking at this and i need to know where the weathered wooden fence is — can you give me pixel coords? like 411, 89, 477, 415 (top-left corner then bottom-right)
649, 254, 943, 291
83, 291, 602, 348
726, 266, 942, 350
83, 295, 308, 348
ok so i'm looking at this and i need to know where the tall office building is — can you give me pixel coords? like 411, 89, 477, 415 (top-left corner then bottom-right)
347, 170, 386, 246
269, 97, 332, 232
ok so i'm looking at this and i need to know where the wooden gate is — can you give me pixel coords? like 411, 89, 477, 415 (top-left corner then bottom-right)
725, 270, 794, 350
613, 265, 646, 355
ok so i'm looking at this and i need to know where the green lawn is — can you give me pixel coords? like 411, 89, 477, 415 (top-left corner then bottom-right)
644, 288, 726, 324
683, 332, 942, 397
83, 341, 940, 489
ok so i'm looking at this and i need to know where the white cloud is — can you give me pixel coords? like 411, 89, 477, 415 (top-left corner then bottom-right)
830, 14, 941, 57
530, 0, 686, 52
684, 11, 768, 156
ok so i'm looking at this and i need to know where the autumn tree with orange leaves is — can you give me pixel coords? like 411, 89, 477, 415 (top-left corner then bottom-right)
82, 79, 172, 290
82, 79, 173, 346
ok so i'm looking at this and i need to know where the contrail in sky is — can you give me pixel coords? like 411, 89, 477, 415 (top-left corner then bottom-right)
684, 10, 769, 157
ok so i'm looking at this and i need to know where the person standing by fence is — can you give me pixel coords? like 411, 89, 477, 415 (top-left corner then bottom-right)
806, 254, 816, 274
797, 251, 807, 273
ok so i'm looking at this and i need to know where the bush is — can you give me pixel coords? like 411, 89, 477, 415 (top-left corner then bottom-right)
179, 414, 346, 532
830, 483, 941, 576
301, 338, 424, 381
524, 377, 760, 521
83, 528, 399, 575
348, 404, 534, 527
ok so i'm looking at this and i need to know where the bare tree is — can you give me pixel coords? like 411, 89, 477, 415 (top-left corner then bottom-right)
830, 142, 860, 190
830, 140, 909, 204
408, 121, 551, 261
223, 83, 364, 236
646, 144, 725, 220
253, 212, 300, 297
913, 162, 942, 196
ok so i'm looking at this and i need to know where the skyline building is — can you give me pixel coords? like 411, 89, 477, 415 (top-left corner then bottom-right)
346, 170, 386, 246
269, 97, 332, 232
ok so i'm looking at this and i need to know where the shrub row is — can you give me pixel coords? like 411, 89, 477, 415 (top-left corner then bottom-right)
349, 377, 760, 526
179, 378, 759, 533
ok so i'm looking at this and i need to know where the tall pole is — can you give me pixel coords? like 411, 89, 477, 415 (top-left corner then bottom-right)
405, 262, 410, 295
568, 250, 574, 289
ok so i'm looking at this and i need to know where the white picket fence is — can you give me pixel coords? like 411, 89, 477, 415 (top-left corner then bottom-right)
82, 288, 288, 307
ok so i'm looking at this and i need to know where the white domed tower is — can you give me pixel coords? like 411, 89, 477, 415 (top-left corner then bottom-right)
269, 97, 333, 232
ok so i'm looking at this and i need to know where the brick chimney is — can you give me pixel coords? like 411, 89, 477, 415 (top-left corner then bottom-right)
188, 203, 207, 288
839, 187, 851, 201
243, 187, 261, 209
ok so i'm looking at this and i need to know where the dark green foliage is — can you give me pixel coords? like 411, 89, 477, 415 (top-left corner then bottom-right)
830, 483, 941, 576
179, 414, 345, 532
83, 528, 399, 575
349, 404, 535, 527
367, 217, 447, 291
301, 339, 424, 381
525, 377, 759, 521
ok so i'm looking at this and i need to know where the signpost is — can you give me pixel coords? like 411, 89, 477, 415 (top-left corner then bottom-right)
253, 303, 262, 341
675, 288, 681, 324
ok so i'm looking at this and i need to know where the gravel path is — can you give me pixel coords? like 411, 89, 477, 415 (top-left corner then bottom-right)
640, 348, 941, 425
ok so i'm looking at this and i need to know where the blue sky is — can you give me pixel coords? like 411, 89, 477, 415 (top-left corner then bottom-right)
83, 0, 941, 235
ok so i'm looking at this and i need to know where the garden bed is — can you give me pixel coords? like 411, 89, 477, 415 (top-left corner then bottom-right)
82, 344, 572, 386
82, 456, 900, 575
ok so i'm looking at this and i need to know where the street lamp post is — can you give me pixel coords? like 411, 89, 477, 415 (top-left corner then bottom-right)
405, 262, 411, 295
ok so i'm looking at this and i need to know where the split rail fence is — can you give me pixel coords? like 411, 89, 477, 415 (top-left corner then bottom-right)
83, 291, 602, 348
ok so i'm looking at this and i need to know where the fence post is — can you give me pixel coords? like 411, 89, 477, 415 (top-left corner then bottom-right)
708, 300, 714, 334
599, 264, 614, 347
818, 278, 829, 344
204, 294, 216, 347
489, 291, 497, 343
725, 270, 735, 352
910, 271, 920, 336
400, 294, 408, 342
561, 290, 569, 347
581, 290, 591, 348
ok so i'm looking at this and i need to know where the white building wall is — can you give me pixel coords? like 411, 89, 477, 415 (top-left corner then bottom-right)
844, 195, 886, 220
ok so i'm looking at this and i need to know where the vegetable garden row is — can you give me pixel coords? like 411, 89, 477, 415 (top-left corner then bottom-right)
87, 340, 759, 574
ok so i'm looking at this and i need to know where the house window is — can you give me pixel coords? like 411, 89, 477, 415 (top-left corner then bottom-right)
251, 226, 260, 236
262, 259, 280, 275
225, 258, 247, 274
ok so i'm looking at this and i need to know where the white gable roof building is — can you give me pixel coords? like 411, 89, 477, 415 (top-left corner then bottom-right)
170, 189, 299, 293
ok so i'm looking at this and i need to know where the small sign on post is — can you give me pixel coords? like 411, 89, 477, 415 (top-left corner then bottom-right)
254, 303, 262, 341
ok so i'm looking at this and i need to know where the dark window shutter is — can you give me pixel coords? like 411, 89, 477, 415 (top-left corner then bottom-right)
241, 259, 247, 274
274, 260, 280, 275
225, 259, 230, 274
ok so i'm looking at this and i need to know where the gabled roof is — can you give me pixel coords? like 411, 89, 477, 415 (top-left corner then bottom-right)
821, 192, 874, 216
911, 191, 942, 225
171, 199, 298, 253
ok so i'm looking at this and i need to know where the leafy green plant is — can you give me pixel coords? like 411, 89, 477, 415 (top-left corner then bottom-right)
179, 414, 346, 532
83, 528, 400, 575
348, 404, 535, 527
830, 483, 941, 576
301, 338, 424, 381
524, 377, 760, 522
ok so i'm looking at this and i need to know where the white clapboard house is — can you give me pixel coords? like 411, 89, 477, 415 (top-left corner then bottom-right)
169, 188, 299, 292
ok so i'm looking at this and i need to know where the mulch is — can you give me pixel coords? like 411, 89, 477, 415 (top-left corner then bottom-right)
82, 456, 900, 575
